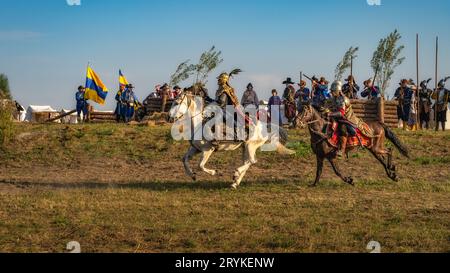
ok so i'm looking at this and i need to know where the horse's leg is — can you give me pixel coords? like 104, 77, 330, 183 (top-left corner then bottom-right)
231, 142, 261, 189
183, 146, 200, 181
311, 156, 324, 187
368, 149, 398, 182
199, 148, 217, 176
328, 157, 354, 186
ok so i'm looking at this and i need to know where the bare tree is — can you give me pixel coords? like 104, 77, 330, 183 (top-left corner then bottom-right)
334, 46, 359, 81
371, 30, 405, 96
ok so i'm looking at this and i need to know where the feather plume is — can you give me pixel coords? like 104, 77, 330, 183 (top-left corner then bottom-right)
229, 68, 243, 78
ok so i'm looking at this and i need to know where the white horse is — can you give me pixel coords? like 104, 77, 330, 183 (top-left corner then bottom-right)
169, 91, 295, 189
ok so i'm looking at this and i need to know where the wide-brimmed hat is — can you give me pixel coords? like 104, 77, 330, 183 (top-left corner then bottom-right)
319, 77, 329, 84
399, 79, 409, 85
298, 80, 307, 87
345, 75, 355, 83
282, 77, 295, 85
363, 79, 373, 86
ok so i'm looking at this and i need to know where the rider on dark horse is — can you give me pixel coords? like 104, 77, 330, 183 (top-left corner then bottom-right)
326, 81, 374, 158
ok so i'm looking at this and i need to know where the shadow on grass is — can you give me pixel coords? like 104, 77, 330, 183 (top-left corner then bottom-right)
0, 179, 295, 192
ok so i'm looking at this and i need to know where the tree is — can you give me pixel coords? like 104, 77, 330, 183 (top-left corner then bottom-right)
169, 46, 223, 87
170, 60, 196, 87
334, 46, 359, 81
194, 46, 223, 84
370, 30, 405, 96
0, 74, 12, 100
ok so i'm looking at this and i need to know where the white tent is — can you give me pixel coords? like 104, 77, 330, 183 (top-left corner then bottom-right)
25, 105, 59, 123
60, 109, 78, 124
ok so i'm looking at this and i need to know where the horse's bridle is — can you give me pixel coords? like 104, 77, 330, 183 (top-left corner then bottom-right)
172, 92, 204, 122
296, 105, 318, 128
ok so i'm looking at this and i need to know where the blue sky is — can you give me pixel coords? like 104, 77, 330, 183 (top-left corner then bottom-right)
1, 0, 449, 110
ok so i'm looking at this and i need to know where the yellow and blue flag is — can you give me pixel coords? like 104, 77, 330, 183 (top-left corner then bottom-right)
85, 66, 108, 105
119, 69, 129, 89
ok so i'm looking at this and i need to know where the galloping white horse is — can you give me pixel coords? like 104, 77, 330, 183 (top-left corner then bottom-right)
169, 91, 294, 189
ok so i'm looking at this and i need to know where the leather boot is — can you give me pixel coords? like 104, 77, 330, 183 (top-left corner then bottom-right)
337, 136, 347, 158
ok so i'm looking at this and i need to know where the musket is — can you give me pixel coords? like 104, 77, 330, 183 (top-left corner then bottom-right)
303, 74, 317, 100
349, 56, 354, 99
371, 65, 380, 99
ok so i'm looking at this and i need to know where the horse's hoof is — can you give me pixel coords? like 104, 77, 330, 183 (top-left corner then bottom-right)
309, 183, 317, 188
192, 175, 197, 181
346, 178, 355, 186
231, 183, 238, 190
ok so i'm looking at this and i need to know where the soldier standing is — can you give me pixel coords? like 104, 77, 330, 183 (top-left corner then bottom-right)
419, 79, 433, 129
432, 77, 450, 131
115, 84, 125, 122
342, 75, 360, 99
361, 79, 380, 100
312, 77, 331, 112
75, 86, 88, 123
394, 79, 413, 130
121, 84, 139, 123
295, 80, 311, 112
241, 83, 259, 109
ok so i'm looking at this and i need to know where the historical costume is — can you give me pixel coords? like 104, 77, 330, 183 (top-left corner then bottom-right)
407, 85, 418, 131
115, 85, 126, 122
216, 72, 240, 109
312, 77, 331, 112
75, 86, 88, 123
342, 75, 360, 99
159, 84, 171, 112
295, 80, 311, 111
215, 70, 243, 142
282, 78, 297, 123
172, 85, 182, 99
432, 77, 450, 131
241, 83, 259, 109
268, 89, 283, 125
361, 79, 380, 100
327, 81, 374, 158
419, 79, 433, 129
121, 84, 139, 123
394, 79, 413, 129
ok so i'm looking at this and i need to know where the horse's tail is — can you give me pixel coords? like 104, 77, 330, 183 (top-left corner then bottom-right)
279, 127, 289, 146
269, 125, 295, 155
381, 123, 410, 158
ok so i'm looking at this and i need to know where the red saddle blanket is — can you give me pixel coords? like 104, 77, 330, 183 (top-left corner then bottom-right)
327, 122, 372, 148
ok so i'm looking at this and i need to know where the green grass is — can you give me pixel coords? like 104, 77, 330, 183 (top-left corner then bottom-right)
0, 124, 449, 253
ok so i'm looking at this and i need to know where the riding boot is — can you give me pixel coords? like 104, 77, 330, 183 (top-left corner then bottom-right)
337, 136, 347, 158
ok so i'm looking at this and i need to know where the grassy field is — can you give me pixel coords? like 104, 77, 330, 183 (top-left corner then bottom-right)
0, 123, 449, 253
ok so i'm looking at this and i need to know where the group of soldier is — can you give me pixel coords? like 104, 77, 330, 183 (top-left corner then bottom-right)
275, 75, 381, 125
395, 77, 450, 131
75, 70, 449, 137
114, 84, 140, 123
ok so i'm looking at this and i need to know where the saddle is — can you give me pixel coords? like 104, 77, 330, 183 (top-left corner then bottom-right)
327, 121, 373, 149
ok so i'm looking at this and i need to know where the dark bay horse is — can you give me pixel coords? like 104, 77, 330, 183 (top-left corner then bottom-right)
295, 104, 410, 186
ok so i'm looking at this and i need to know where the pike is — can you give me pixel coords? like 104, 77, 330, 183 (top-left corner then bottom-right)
416, 34, 420, 129
434, 36, 439, 131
